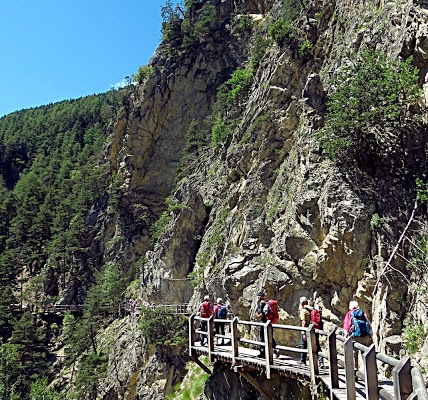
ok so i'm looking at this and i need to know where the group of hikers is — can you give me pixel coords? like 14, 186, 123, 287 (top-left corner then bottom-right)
198, 292, 373, 368
122, 298, 140, 313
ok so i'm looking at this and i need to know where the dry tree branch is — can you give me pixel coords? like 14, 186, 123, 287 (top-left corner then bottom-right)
394, 251, 425, 274
372, 197, 418, 298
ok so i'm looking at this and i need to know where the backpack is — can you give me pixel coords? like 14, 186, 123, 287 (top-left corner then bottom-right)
266, 299, 279, 324
310, 308, 322, 329
200, 301, 211, 318
217, 305, 228, 319
350, 309, 371, 337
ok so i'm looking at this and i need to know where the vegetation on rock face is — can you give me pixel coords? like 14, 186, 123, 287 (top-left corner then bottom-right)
317, 49, 422, 162
282, 0, 308, 23
166, 356, 209, 400
161, 0, 221, 57
133, 65, 153, 84
150, 195, 188, 242
139, 307, 188, 348
211, 68, 254, 148
268, 17, 291, 46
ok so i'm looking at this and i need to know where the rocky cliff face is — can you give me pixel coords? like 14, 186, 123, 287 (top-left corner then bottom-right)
93, 0, 428, 398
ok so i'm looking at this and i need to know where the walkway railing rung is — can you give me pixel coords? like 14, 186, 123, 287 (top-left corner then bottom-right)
240, 338, 263, 346
275, 344, 308, 354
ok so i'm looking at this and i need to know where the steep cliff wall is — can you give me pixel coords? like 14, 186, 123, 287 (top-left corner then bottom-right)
96, 0, 428, 398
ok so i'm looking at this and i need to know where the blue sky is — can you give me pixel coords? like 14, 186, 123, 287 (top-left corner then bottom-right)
0, 0, 171, 117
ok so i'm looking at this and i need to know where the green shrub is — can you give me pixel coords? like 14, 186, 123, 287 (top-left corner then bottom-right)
133, 65, 153, 84
403, 318, 426, 355
227, 68, 254, 106
210, 68, 254, 147
150, 211, 172, 242
268, 18, 290, 45
175, 119, 209, 181
251, 36, 270, 74
298, 39, 313, 57
139, 307, 188, 347
370, 213, 390, 231
181, 3, 217, 46
282, 0, 307, 23
150, 196, 187, 242
317, 49, 421, 161
234, 15, 253, 35
416, 178, 428, 203
211, 116, 231, 148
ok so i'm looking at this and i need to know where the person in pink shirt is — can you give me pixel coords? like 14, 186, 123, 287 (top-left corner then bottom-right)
343, 300, 373, 370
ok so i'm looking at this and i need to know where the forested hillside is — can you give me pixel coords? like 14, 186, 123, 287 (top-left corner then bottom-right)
0, 91, 129, 398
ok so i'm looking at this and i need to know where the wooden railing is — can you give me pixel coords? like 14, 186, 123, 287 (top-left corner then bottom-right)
122, 303, 193, 315
44, 304, 85, 313
29, 302, 194, 315
189, 315, 428, 400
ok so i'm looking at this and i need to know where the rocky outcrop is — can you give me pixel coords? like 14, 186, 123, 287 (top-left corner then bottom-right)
141, 182, 209, 305
94, 0, 428, 398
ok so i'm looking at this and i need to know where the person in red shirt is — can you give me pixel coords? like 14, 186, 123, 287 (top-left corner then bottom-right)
198, 295, 212, 345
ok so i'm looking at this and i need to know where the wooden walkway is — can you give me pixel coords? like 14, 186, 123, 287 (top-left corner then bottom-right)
189, 315, 428, 400
11, 303, 194, 316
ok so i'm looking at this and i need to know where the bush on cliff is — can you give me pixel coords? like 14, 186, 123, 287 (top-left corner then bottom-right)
140, 307, 188, 349
317, 48, 422, 162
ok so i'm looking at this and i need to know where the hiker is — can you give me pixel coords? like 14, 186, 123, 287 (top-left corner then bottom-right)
213, 297, 227, 345
255, 292, 268, 356
198, 295, 213, 345
299, 296, 312, 365
343, 300, 373, 370
255, 291, 277, 357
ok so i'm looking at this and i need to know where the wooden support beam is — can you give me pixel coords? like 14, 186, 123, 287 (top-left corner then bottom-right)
208, 315, 215, 362
239, 371, 274, 400
265, 321, 273, 379
189, 314, 195, 357
328, 329, 339, 390
191, 356, 212, 375
231, 317, 239, 364
363, 344, 379, 400
393, 356, 412, 400
344, 336, 356, 400
307, 325, 318, 390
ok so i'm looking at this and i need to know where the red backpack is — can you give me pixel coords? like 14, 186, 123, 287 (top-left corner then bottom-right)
266, 299, 279, 324
310, 308, 322, 329
199, 301, 212, 318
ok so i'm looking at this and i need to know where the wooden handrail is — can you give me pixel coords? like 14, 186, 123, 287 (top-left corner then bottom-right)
188, 316, 428, 400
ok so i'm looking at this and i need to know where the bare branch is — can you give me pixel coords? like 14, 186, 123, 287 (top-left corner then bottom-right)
372, 197, 418, 297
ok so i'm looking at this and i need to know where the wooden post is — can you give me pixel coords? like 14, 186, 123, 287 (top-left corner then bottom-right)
231, 317, 239, 364
363, 344, 379, 400
189, 314, 195, 357
328, 329, 339, 389
344, 336, 356, 400
393, 357, 412, 400
307, 325, 318, 389
208, 315, 215, 362
264, 321, 273, 379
